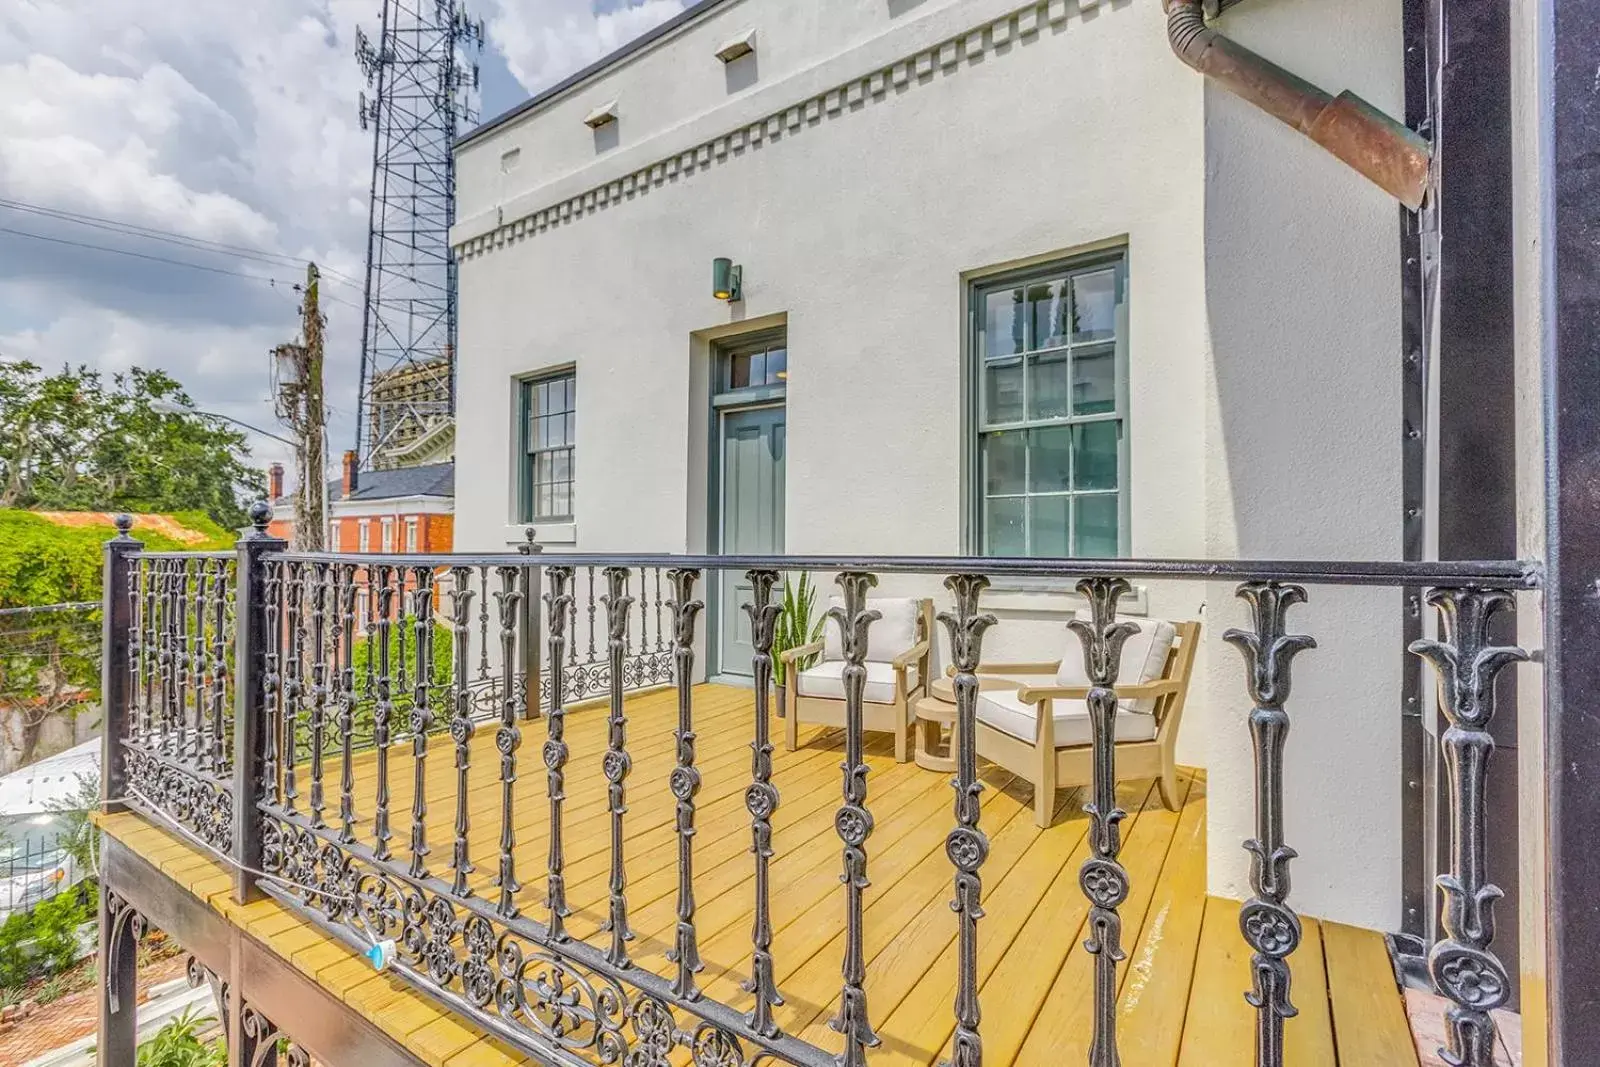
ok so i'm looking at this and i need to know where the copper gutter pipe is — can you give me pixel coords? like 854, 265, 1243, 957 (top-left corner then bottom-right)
1165, 0, 1432, 210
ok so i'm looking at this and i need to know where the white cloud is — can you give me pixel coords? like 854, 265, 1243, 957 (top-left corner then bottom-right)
485, 0, 689, 91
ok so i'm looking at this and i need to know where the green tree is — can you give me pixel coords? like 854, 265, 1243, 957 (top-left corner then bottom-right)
0, 361, 264, 528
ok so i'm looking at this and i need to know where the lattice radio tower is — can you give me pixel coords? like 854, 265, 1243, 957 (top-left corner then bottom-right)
354, 0, 483, 469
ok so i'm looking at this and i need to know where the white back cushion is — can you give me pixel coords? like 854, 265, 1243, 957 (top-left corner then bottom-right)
823, 596, 922, 663
1056, 613, 1177, 714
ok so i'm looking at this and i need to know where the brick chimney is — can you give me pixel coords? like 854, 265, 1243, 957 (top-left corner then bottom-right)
342, 450, 359, 497
268, 463, 284, 503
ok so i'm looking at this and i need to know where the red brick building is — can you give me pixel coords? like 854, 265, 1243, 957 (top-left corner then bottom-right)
268, 451, 454, 553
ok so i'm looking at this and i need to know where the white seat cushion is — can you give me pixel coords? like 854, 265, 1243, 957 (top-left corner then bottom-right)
823, 596, 922, 663
1056, 614, 1177, 714
796, 660, 918, 705
976, 688, 1158, 748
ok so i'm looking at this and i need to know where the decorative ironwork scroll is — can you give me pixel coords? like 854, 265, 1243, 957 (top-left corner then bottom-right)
1224, 582, 1317, 1067
372, 566, 396, 860
827, 571, 882, 1067
543, 565, 574, 940
601, 566, 635, 968
938, 574, 998, 1067
666, 568, 705, 1000
1067, 576, 1139, 1067
105, 890, 146, 1015
742, 569, 784, 1037
263, 559, 283, 806
1411, 588, 1527, 1067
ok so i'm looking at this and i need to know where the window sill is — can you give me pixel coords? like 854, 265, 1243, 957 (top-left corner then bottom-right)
981, 578, 1149, 617
501, 522, 577, 548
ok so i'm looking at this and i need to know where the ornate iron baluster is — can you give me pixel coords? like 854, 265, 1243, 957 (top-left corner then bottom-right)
373, 566, 396, 860
282, 563, 305, 815
159, 560, 177, 752
939, 574, 998, 1067
478, 566, 491, 681
587, 565, 598, 662
364, 573, 378, 703
666, 568, 705, 1000
568, 594, 579, 667
209, 559, 228, 773
309, 562, 330, 829
1068, 576, 1139, 1067
262, 560, 282, 807
126, 555, 142, 745
601, 566, 635, 967
176, 559, 192, 759
828, 571, 882, 1066
493, 565, 524, 918
655, 569, 665, 653
448, 566, 476, 895
409, 566, 435, 878
1225, 582, 1317, 1067
742, 569, 784, 1036
542, 565, 574, 938
139, 559, 155, 739
337, 565, 358, 844
1411, 588, 1527, 1067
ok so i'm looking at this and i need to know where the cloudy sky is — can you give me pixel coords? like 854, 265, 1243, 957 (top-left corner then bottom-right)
0, 0, 688, 477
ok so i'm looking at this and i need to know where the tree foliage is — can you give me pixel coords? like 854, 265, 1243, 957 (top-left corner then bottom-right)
0, 361, 264, 528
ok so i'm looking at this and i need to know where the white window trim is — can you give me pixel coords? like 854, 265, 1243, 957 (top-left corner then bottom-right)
329, 522, 341, 552
405, 517, 418, 552
380, 516, 395, 553
358, 521, 370, 553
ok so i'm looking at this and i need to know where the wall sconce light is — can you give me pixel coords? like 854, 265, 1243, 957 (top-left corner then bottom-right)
712, 257, 743, 302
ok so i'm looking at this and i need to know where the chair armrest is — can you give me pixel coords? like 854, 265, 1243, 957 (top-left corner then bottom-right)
973, 660, 1061, 675
779, 639, 824, 666
891, 639, 930, 671
1014, 679, 1179, 703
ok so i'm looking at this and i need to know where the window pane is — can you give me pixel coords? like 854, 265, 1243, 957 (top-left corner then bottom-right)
750, 350, 766, 385
984, 497, 1026, 557
730, 354, 751, 389
1073, 421, 1119, 490
537, 382, 552, 415
565, 376, 575, 408
983, 359, 1024, 424
983, 431, 1026, 494
1076, 494, 1120, 557
1029, 350, 1071, 420
1072, 344, 1117, 415
1030, 495, 1071, 557
1072, 269, 1118, 343
1028, 278, 1069, 351
1028, 426, 1072, 492
552, 482, 571, 518
983, 287, 1026, 359
766, 346, 788, 383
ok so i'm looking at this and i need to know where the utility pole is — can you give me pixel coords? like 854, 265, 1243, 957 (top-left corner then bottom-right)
273, 262, 328, 551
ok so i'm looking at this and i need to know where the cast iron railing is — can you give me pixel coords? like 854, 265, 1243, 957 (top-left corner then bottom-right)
101, 508, 1537, 1067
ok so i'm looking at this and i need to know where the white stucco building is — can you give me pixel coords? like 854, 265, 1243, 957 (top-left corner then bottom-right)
448, 0, 1408, 931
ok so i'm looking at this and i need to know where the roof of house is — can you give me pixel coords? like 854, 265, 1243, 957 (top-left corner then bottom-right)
458, 0, 731, 151
328, 461, 455, 503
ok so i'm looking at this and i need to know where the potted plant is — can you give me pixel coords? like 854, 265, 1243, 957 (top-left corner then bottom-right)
771, 573, 824, 718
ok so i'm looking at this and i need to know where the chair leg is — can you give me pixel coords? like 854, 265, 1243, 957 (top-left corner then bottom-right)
1034, 750, 1057, 828
785, 706, 799, 752
1156, 753, 1180, 811
894, 720, 909, 764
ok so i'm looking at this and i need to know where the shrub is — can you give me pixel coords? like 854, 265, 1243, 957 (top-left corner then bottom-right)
136, 1007, 226, 1067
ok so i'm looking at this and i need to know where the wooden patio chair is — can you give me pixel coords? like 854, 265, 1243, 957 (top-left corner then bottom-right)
781, 597, 933, 763
966, 617, 1201, 827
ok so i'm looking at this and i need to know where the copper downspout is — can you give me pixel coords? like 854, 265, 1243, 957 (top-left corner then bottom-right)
1165, 0, 1431, 210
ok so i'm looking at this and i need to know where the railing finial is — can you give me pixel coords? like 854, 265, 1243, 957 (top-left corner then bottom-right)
247, 500, 272, 537
113, 512, 135, 539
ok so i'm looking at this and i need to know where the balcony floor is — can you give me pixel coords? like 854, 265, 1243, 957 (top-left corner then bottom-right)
101, 684, 1418, 1066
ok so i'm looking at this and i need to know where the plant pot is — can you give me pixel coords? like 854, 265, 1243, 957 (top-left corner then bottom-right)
774, 683, 787, 718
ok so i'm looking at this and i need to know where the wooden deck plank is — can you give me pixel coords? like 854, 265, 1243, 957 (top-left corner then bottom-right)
1323, 919, 1421, 1067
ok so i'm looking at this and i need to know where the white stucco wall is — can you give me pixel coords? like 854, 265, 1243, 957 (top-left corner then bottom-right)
451, 0, 1404, 929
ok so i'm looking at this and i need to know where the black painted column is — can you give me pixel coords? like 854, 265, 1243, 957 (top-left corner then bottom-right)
101, 515, 143, 815
234, 502, 287, 903
1542, 0, 1600, 1058
96, 890, 140, 1067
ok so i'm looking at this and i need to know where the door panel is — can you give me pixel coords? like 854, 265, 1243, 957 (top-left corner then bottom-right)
718, 406, 785, 677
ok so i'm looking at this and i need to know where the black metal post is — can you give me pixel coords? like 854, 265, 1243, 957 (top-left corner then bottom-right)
101, 515, 143, 815
234, 502, 287, 903
1543, 0, 1600, 1058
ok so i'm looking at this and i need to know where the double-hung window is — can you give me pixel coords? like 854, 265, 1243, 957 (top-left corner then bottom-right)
329, 522, 341, 552
380, 517, 395, 553
520, 372, 576, 523
358, 521, 370, 553
404, 517, 418, 552
972, 253, 1128, 558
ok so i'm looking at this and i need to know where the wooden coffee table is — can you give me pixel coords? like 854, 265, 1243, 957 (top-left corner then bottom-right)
914, 676, 1020, 772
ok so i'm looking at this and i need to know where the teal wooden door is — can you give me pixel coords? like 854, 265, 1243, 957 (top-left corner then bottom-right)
717, 405, 786, 677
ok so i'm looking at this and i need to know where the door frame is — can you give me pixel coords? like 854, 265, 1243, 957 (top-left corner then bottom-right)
706, 329, 788, 680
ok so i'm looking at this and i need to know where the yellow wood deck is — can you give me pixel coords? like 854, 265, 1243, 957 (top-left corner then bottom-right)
99, 683, 1417, 1066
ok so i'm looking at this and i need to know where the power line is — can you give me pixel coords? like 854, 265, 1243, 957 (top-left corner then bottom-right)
0, 224, 310, 286
0, 197, 363, 289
